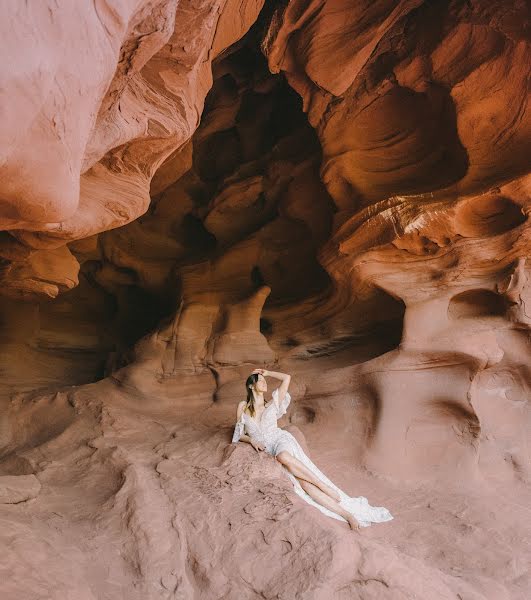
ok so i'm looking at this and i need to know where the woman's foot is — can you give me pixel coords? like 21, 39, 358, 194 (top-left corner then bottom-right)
346, 515, 361, 532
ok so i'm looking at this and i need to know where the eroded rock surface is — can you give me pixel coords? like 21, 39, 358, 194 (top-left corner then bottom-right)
0, 1, 530, 599
0, 474, 41, 504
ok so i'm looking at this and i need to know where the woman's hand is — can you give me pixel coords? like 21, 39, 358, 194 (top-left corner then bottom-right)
253, 368, 290, 383
252, 368, 269, 377
250, 439, 265, 452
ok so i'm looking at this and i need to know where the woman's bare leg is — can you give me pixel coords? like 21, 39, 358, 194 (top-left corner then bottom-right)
276, 451, 340, 502
297, 478, 361, 531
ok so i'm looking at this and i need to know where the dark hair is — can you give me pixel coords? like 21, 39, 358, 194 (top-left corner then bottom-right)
245, 373, 259, 417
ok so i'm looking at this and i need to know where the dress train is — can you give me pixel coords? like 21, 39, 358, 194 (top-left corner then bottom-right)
232, 388, 393, 527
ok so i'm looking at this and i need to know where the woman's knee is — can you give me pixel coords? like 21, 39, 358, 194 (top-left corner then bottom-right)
276, 451, 292, 465
298, 478, 313, 493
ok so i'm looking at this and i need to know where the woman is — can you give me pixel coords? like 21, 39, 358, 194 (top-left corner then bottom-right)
232, 368, 393, 531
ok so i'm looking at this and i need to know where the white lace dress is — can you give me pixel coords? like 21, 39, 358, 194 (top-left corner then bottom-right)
232, 388, 393, 527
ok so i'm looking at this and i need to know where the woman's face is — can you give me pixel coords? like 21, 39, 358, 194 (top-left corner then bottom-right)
254, 374, 267, 393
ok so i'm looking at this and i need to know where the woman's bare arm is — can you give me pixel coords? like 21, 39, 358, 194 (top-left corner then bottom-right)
253, 369, 291, 405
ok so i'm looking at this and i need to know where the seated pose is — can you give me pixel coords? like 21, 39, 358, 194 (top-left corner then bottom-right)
232, 368, 393, 531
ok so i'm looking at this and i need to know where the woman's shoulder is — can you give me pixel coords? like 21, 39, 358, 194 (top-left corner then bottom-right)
271, 386, 288, 396
237, 400, 246, 417
267, 390, 278, 408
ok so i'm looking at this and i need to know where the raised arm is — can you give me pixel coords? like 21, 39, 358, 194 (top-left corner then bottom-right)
253, 369, 291, 406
